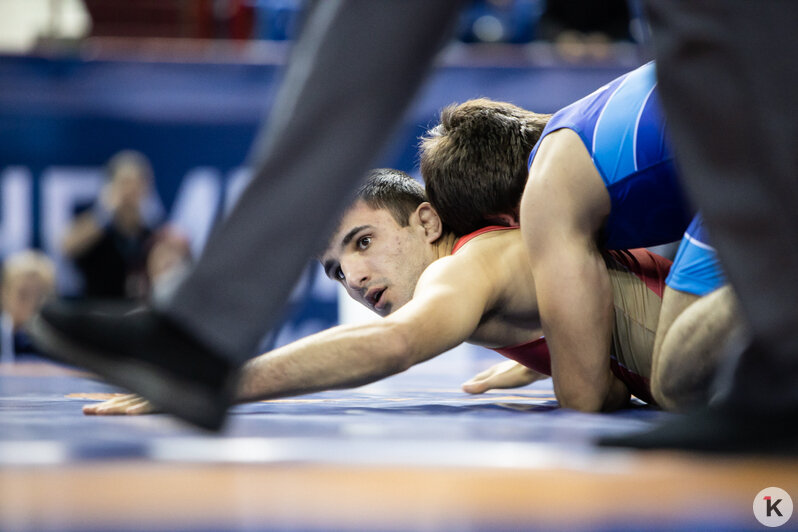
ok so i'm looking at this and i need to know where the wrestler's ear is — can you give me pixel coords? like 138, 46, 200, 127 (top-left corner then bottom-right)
415, 202, 443, 242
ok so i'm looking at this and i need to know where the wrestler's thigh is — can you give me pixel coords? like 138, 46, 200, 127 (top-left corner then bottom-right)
655, 287, 700, 350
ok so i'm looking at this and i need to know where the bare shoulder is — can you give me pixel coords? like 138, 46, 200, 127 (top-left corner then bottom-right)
437, 229, 530, 300
531, 128, 591, 174
413, 230, 516, 294
526, 128, 609, 231
450, 229, 524, 269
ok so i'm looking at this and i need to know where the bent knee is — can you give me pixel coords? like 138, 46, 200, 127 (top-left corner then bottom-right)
651, 372, 709, 412
650, 377, 681, 411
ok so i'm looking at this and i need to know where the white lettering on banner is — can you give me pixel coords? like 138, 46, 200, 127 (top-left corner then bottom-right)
0, 167, 32, 257
224, 167, 253, 216
168, 167, 222, 259
0, 165, 244, 294
1, 164, 337, 341
0, 165, 256, 258
0, 164, 336, 311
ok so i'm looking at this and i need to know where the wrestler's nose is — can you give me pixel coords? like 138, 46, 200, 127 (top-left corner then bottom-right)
340, 257, 369, 292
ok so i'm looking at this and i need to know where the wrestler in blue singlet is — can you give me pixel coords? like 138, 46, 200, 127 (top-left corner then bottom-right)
527, 61, 725, 295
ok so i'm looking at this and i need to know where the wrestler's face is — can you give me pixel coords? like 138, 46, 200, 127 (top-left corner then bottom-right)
321, 201, 438, 316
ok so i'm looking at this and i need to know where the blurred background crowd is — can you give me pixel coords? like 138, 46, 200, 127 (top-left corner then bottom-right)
0, 0, 645, 53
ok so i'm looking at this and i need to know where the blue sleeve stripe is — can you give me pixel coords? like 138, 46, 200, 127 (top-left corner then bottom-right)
592, 62, 657, 184
682, 230, 716, 252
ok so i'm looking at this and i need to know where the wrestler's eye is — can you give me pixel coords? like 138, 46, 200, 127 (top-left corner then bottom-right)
357, 236, 371, 250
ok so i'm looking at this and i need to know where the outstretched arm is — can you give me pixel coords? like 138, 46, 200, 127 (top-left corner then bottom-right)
520, 129, 630, 412
85, 255, 493, 414
239, 256, 492, 401
236, 319, 435, 402
85, 318, 432, 415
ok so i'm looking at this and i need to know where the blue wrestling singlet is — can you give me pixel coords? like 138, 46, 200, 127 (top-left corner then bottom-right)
527, 61, 693, 250
666, 214, 727, 295
527, 61, 726, 295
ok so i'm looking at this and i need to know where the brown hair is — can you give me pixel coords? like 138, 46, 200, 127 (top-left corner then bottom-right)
420, 98, 550, 235
355, 168, 427, 227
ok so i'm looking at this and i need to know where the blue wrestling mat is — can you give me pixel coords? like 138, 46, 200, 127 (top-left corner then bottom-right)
1, 346, 796, 532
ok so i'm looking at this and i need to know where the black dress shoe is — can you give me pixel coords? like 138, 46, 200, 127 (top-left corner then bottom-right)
28, 299, 238, 431
598, 404, 798, 455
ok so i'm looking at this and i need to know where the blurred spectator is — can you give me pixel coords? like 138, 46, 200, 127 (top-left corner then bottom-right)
538, 0, 632, 61
61, 150, 163, 300
458, 0, 544, 44
0, 250, 56, 363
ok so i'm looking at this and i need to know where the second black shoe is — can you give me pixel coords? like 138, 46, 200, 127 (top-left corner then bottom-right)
598, 404, 798, 456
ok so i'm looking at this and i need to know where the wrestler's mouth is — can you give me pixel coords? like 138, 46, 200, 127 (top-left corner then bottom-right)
365, 287, 387, 311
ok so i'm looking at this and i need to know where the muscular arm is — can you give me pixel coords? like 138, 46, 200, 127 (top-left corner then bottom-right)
85, 254, 495, 414
237, 256, 492, 401
236, 319, 419, 401
520, 129, 629, 412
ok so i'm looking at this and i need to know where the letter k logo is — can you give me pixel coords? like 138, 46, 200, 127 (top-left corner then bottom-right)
755, 488, 792, 527
765, 496, 784, 518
